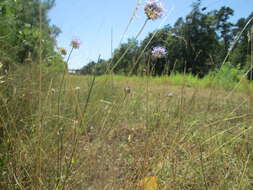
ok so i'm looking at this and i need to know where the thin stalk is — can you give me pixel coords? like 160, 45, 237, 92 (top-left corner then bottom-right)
250, 26, 253, 80
220, 16, 253, 68
56, 47, 74, 185
199, 139, 208, 190
37, 1, 42, 189
61, 123, 78, 190
106, 0, 142, 75
128, 14, 170, 76
146, 57, 150, 129
119, 0, 142, 44
109, 19, 149, 73
80, 55, 101, 127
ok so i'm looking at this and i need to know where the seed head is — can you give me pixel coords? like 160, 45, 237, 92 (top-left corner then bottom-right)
59, 48, 67, 55
144, 0, 165, 20
70, 39, 81, 49
124, 87, 131, 94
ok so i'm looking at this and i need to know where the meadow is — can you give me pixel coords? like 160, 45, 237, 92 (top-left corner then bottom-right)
1, 0, 253, 189
1, 66, 253, 189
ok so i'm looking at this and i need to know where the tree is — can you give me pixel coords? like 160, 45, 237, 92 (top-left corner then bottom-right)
78, 2, 252, 78
0, 0, 63, 70
229, 13, 253, 69
215, 6, 234, 54
111, 38, 140, 74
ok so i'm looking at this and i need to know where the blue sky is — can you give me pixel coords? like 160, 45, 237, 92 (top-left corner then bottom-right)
49, 0, 253, 69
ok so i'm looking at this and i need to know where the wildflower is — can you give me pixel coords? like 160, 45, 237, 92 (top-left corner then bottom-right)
144, 0, 165, 20
124, 87, 131, 94
59, 48, 67, 55
151, 46, 167, 58
70, 39, 81, 49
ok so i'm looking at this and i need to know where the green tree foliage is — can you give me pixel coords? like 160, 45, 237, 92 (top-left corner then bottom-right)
111, 38, 140, 74
141, 1, 220, 77
80, 39, 143, 75
0, 0, 63, 70
80, 59, 108, 75
215, 6, 234, 54
230, 12, 253, 69
80, 1, 253, 77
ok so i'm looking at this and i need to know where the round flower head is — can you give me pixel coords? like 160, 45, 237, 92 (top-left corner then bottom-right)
144, 0, 165, 20
70, 39, 81, 49
124, 87, 131, 94
151, 46, 167, 58
59, 48, 67, 55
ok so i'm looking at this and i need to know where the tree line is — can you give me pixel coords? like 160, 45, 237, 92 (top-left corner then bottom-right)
0, 0, 252, 77
81, 1, 253, 77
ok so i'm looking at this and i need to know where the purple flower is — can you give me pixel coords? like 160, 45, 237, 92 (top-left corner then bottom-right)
151, 46, 167, 58
124, 87, 131, 94
144, 0, 165, 20
70, 39, 81, 49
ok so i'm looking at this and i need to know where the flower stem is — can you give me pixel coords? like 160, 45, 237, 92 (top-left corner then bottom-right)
56, 46, 74, 185
109, 19, 149, 73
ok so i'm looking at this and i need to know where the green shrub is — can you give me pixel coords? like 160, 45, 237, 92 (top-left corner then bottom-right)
206, 63, 243, 90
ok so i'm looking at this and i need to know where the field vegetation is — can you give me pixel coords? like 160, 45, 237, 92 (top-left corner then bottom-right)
0, 0, 253, 189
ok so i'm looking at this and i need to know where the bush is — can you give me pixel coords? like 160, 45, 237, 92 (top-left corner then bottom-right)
206, 63, 244, 90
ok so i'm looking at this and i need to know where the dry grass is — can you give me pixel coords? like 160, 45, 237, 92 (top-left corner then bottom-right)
1, 71, 253, 190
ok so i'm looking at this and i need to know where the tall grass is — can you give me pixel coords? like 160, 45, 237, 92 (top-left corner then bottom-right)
1, 1, 253, 190
1, 66, 253, 189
